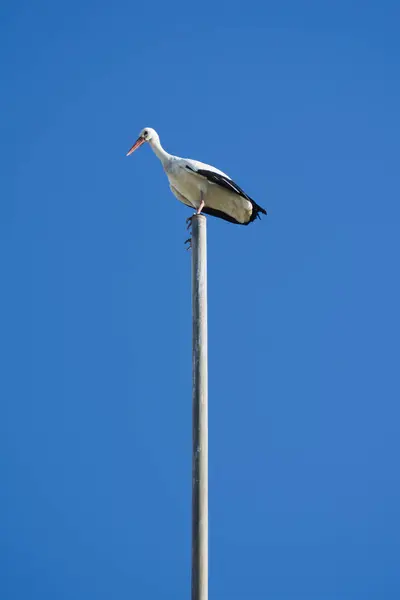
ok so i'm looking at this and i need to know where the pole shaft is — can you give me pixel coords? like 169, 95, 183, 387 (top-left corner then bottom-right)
191, 215, 208, 600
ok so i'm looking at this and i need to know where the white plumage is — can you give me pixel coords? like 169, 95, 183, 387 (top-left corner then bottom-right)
126, 127, 267, 226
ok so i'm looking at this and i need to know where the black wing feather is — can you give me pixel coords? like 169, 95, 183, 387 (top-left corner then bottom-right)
185, 164, 267, 223
200, 207, 242, 224
185, 165, 250, 199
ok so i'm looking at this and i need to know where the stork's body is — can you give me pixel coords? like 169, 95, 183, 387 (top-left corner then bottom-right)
126, 128, 267, 225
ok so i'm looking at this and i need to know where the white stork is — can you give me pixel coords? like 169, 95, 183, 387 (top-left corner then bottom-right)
126, 127, 267, 226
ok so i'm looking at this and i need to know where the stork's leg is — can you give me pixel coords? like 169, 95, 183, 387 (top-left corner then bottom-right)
196, 191, 205, 215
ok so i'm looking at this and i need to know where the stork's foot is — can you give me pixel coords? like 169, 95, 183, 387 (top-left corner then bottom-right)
185, 215, 194, 251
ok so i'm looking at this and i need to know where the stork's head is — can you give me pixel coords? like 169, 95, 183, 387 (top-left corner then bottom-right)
126, 127, 159, 156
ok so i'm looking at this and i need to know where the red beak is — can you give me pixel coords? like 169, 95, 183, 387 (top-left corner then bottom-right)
126, 136, 145, 156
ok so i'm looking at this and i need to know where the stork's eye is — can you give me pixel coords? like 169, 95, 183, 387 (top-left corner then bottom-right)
143, 130, 148, 136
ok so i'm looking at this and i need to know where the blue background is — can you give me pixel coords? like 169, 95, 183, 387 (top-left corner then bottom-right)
1, 1, 400, 598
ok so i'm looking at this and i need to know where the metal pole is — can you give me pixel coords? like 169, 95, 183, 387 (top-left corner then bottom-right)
191, 215, 208, 600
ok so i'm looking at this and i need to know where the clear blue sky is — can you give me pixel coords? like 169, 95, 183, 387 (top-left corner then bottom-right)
1, 1, 400, 598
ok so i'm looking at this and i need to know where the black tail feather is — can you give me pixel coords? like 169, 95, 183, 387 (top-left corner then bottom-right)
248, 200, 267, 224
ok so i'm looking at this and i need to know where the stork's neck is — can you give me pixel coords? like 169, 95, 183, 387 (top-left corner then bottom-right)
149, 137, 171, 166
